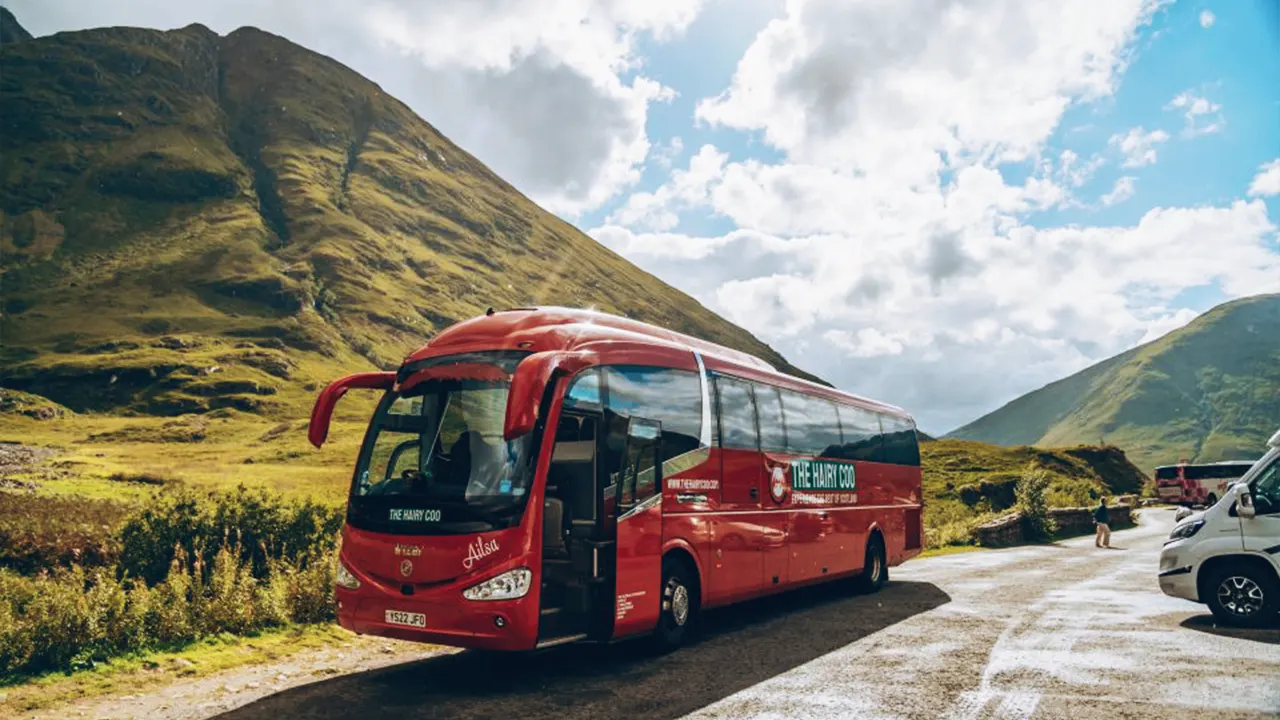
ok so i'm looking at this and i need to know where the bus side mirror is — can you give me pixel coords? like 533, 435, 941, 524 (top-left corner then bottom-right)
503, 351, 592, 441
1237, 488, 1256, 519
308, 372, 395, 448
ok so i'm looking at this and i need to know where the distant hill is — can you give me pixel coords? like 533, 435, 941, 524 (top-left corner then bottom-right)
920, 438, 1147, 546
0, 15, 824, 419
0, 7, 31, 46
948, 294, 1280, 471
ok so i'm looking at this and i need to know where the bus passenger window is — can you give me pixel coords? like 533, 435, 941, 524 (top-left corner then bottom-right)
715, 376, 759, 450
754, 384, 787, 452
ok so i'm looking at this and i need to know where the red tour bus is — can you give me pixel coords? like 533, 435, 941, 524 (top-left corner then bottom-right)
1154, 460, 1257, 507
308, 307, 924, 652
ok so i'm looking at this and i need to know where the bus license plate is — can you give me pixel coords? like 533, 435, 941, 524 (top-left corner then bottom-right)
385, 610, 426, 628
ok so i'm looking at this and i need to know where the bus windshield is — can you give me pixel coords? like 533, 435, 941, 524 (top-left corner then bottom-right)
346, 352, 536, 535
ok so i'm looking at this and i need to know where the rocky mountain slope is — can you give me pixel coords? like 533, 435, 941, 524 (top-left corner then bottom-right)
0, 13, 823, 419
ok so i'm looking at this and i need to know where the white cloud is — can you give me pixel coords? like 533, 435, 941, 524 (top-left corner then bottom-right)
1248, 159, 1280, 197
1199, 10, 1215, 28
651, 137, 685, 169
605, 144, 729, 231
10, 0, 706, 216
1166, 90, 1225, 136
1101, 176, 1137, 206
593, 199, 1279, 432
695, 0, 1165, 183
595, 0, 1278, 432
1108, 127, 1170, 167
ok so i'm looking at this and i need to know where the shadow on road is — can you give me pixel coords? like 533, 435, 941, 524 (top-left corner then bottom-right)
1180, 615, 1280, 645
216, 580, 949, 720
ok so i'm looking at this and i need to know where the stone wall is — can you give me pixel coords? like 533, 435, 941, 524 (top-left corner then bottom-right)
975, 503, 1134, 547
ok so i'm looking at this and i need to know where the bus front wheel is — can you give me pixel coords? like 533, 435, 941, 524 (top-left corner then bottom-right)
853, 533, 888, 594
652, 555, 699, 653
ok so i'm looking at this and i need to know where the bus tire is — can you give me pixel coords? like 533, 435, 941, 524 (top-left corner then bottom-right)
652, 555, 699, 653
853, 533, 887, 594
1204, 561, 1279, 628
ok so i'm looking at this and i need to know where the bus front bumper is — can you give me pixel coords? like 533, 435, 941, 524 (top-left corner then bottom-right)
335, 583, 540, 651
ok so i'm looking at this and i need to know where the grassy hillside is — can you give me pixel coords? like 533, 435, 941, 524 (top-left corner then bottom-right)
948, 294, 1280, 472
0, 19, 823, 425
920, 438, 1147, 546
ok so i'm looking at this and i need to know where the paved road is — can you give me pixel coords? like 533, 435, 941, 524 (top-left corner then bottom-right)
218, 508, 1280, 720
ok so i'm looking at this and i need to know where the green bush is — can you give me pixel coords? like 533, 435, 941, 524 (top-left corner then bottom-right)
0, 544, 338, 678
1015, 468, 1058, 542
118, 485, 343, 585
0, 486, 343, 679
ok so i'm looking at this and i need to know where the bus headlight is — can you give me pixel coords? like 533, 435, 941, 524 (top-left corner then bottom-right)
463, 568, 532, 601
336, 559, 361, 590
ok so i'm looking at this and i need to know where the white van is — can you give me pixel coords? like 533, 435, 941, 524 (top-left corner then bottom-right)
1158, 428, 1280, 627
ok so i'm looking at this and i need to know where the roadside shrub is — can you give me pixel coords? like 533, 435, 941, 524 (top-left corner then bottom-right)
118, 485, 343, 585
0, 493, 127, 573
0, 543, 338, 678
1015, 468, 1058, 542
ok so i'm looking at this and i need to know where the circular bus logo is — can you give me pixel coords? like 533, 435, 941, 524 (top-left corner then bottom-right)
770, 465, 788, 504
399, 559, 413, 577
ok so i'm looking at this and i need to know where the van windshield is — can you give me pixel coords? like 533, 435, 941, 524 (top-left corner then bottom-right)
346, 351, 536, 535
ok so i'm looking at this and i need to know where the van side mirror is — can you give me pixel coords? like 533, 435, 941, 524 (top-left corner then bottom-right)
1237, 488, 1256, 519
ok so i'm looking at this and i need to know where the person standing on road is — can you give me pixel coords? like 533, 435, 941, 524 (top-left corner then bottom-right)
1094, 497, 1111, 548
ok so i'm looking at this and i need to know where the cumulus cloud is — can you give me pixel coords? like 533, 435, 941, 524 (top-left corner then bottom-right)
10, 0, 704, 216
695, 0, 1164, 182
595, 0, 1278, 432
1108, 127, 1171, 167
1248, 159, 1280, 197
1166, 90, 1225, 137
1199, 10, 1215, 28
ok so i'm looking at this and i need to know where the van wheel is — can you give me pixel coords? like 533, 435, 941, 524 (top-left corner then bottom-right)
853, 533, 887, 594
1205, 562, 1279, 628
652, 556, 699, 653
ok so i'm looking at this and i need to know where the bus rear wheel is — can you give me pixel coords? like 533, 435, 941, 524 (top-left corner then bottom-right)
652, 556, 699, 653
853, 533, 887, 594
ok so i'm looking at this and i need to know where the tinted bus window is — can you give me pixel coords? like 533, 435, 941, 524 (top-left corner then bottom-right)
715, 375, 759, 450
564, 368, 602, 409
836, 404, 885, 462
880, 414, 921, 466
603, 366, 702, 463
754, 384, 787, 452
780, 390, 841, 457
1154, 466, 1179, 480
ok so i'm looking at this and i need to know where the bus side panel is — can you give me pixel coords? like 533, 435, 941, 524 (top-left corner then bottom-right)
706, 446, 767, 606
614, 497, 663, 638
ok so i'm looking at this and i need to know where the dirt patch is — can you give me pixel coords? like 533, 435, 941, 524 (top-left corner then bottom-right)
0, 443, 71, 487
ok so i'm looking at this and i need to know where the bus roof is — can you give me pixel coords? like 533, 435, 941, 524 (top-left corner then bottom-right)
402, 306, 912, 420
1154, 460, 1257, 469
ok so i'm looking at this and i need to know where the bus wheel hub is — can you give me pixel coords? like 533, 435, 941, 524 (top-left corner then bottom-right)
671, 583, 689, 626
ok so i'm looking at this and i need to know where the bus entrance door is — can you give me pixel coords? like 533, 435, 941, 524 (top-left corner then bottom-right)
538, 411, 614, 647
612, 417, 664, 639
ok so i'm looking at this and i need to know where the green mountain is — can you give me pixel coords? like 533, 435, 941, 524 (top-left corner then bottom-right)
948, 294, 1280, 472
0, 7, 31, 46
0, 15, 824, 419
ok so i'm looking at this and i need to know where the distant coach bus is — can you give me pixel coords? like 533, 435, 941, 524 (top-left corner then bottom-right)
1155, 460, 1257, 507
308, 307, 924, 652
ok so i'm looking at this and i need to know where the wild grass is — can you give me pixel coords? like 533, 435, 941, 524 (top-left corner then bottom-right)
0, 485, 341, 679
